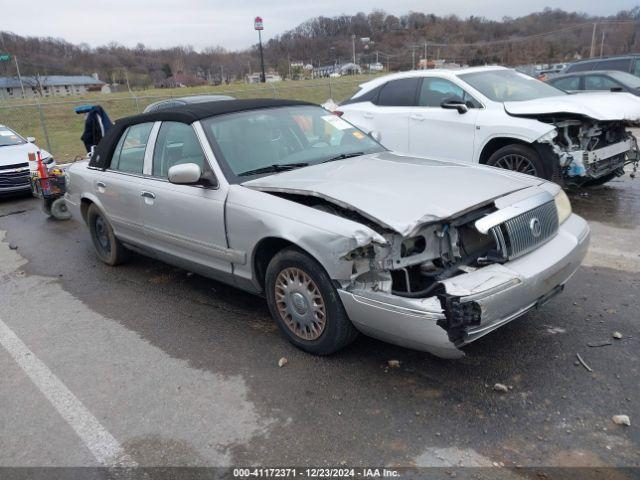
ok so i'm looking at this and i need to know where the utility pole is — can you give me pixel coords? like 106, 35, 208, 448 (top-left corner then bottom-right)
589, 22, 597, 58
351, 34, 356, 64
254, 17, 266, 83
410, 45, 417, 69
600, 31, 605, 57
14, 56, 26, 98
424, 41, 427, 69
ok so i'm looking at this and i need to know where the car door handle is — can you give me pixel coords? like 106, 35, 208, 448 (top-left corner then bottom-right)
363, 112, 374, 119
140, 191, 156, 199
410, 114, 425, 121
96, 181, 106, 188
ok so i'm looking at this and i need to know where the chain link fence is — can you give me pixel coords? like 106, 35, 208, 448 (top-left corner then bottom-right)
0, 76, 370, 163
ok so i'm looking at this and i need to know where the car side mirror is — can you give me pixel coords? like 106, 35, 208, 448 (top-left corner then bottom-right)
440, 99, 468, 114
368, 130, 382, 142
26, 136, 36, 143
168, 163, 203, 185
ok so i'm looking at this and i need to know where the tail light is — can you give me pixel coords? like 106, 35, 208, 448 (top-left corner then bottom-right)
334, 110, 344, 117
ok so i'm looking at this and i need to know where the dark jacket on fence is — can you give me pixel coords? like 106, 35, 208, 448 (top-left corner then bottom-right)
80, 106, 113, 152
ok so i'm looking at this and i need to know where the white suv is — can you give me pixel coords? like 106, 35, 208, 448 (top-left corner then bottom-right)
338, 66, 640, 185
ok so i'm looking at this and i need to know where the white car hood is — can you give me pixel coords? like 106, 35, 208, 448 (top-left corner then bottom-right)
242, 152, 544, 237
504, 91, 640, 122
0, 142, 50, 167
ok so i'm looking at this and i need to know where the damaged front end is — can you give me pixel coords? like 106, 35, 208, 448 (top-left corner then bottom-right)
535, 118, 640, 185
334, 189, 590, 359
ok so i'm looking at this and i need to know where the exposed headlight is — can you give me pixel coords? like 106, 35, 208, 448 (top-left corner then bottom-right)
554, 190, 572, 224
537, 129, 558, 143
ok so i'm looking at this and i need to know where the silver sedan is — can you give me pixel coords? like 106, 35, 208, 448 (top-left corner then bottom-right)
65, 99, 590, 358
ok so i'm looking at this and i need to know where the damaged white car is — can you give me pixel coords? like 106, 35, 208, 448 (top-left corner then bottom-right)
338, 66, 640, 185
65, 99, 590, 358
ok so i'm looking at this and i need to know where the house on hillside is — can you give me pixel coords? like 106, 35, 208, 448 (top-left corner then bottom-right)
0, 74, 108, 99
155, 73, 206, 88
312, 63, 362, 78
246, 71, 282, 83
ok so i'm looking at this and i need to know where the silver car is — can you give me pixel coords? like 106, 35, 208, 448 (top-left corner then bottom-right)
143, 94, 234, 113
65, 99, 590, 358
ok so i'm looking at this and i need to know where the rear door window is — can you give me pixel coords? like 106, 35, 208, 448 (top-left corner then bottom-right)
110, 123, 153, 174
584, 75, 621, 91
551, 76, 581, 91
376, 78, 420, 106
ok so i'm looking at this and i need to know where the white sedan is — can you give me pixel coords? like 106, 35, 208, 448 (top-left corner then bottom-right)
0, 124, 54, 195
337, 66, 640, 186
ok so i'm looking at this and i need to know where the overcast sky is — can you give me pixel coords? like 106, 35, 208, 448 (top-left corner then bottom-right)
3, 0, 638, 51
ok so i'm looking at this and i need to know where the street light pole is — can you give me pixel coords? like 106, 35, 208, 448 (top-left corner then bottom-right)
14, 55, 26, 98
351, 34, 356, 64
255, 17, 266, 83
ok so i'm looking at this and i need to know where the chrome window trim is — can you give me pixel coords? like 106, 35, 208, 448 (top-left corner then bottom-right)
143, 122, 162, 176
475, 191, 554, 234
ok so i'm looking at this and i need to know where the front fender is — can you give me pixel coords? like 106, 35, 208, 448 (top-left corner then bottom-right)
225, 186, 387, 290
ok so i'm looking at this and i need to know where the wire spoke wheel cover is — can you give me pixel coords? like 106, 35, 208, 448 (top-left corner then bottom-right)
494, 153, 538, 176
274, 267, 327, 341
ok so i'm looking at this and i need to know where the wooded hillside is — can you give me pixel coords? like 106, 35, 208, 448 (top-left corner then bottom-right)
1, 7, 639, 88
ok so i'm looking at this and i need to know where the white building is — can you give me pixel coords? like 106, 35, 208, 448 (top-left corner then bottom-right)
246, 72, 282, 83
0, 74, 108, 99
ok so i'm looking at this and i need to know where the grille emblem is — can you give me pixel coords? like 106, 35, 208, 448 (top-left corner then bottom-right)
529, 218, 542, 237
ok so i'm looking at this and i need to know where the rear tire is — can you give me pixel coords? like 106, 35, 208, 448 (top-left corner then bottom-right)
265, 247, 358, 355
486, 144, 550, 180
87, 204, 130, 266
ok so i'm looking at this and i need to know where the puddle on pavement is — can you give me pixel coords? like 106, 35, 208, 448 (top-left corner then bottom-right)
568, 176, 639, 229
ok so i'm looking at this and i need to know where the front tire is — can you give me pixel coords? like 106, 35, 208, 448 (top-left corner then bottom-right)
87, 204, 130, 266
265, 247, 358, 355
486, 144, 550, 179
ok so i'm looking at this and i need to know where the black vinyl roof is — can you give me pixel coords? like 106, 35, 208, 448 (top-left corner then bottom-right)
89, 98, 315, 169
126, 98, 314, 124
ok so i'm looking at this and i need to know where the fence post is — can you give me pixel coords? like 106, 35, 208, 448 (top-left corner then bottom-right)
35, 100, 52, 154
130, 91, 141, 113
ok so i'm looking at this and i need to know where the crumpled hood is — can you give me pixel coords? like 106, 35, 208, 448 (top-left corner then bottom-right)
242, 152, 543, 236
504, 91, 640, 122
0, 142, 50, 167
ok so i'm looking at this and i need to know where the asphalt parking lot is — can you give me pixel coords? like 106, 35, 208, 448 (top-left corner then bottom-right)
0, 169, 638, 473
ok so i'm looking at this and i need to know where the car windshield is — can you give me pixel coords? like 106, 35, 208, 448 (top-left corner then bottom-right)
0, 126, 25, 147
201, 105, 384, 179
608, 71, 640, 89
459, 70, 566, 102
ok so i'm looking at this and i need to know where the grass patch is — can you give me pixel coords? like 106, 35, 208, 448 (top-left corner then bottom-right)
0, 76, 374, 161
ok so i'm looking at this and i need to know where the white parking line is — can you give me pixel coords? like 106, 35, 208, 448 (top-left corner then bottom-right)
0, 316, 136, 467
